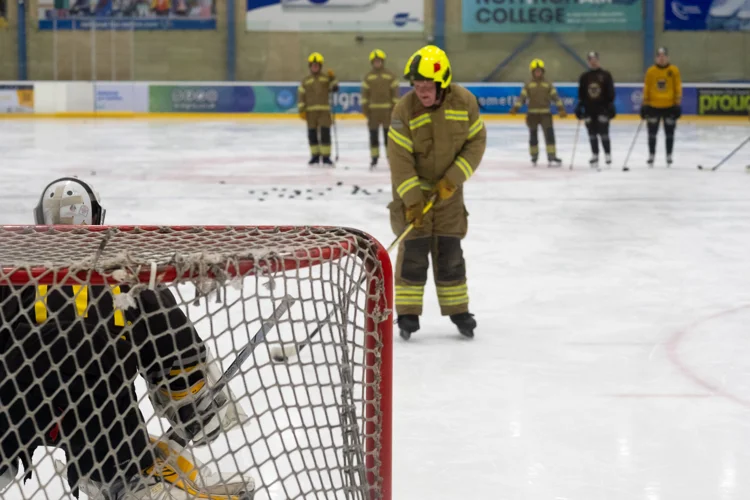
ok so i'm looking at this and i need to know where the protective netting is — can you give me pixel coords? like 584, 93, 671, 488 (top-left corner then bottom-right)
0, 226, 392, 500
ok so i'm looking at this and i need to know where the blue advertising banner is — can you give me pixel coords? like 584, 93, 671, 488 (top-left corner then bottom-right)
463, 0, 643, 32
38, 0, 217, 30
664, 0, 750, 30
149, 86, 254, 113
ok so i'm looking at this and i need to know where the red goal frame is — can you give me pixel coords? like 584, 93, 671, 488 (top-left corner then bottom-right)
0, 224, 393, 500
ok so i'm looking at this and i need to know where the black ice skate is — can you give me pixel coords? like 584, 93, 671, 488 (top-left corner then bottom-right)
308, 155, 320, 165
666, 154, 673, 167
321, 156, 335, 167
370, 157, 378, 169
450, 312, 476, 339
589, 155, 599, 169
398, 314, 420, 341
548, 156, 563, 168
531, 154, 539, 167
647, 154, 655, 168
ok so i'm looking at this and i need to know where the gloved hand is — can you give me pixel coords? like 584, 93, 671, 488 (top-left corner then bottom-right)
558, 107, 567, 118
509, 107, 518, 116
574, 103, 585, 120
405, 199, 426, 228
434, 177, 457, 201
640, 105, 649, 119
327, 69, 335, 79
672, 104, 682, 119
607, 102, 617, 119
299, 110, 306, 120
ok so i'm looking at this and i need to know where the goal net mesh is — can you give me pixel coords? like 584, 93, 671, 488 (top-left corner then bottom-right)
0, 225, 392, 500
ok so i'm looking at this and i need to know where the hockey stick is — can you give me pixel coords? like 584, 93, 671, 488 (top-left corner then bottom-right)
697, 135, 750, 171
331, 92, 340, 163
569, 120, 581, 170
622, 120, 644, 172
270, 194, 439, 363
164, 295, 295, 446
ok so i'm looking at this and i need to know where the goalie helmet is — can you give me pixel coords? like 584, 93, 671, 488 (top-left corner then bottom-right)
34, 177, 106, 225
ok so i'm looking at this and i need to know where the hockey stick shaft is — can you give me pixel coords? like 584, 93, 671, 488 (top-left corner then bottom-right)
331, 91, 340, 162
272, 195, 438, 362
569, 120, 581, 170
711, 135, 750, 171
164, 295, 295, 446
622, 120, 644, 169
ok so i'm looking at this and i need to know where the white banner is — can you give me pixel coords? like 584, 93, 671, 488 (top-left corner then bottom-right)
246, 0, 423, 32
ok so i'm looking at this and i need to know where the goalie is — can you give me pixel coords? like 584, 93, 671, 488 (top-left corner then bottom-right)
0, 178, 253, 499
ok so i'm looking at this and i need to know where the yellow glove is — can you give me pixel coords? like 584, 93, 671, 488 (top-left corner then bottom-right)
435, 177, 457, 201
405, 199, 426, 229
510, 107, 518, 116
559, 108, 567, 118
327, 69, 336, 79
299, 110, 306, 120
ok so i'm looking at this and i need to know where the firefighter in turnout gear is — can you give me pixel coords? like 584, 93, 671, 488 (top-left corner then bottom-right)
362, 49, 400, 168
641, 47, 682, 167
387, 45, 486, 340
575, 51, 616, 168
298, 52, 340, 166
510, 59, 567, 166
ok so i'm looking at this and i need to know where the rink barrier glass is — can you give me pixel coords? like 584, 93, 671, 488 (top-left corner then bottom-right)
0, 225, 393, 500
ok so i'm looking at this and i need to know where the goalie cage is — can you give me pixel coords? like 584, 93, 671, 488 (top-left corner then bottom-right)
0, 225, 393, 500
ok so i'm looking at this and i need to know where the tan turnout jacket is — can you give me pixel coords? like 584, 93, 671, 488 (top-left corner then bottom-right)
362, 68, 399, 128
514, 78, 564, 114
387, 84, 486, 239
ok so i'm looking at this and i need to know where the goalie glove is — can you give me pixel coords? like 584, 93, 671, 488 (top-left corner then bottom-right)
148, 349, 248, 447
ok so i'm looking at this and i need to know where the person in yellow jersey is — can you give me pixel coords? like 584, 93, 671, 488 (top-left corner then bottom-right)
362, 49, 400, 169
510, 59, 567, 167
298, 52, 339, 166
387, 45, 486, 340
641, 47, 682, 167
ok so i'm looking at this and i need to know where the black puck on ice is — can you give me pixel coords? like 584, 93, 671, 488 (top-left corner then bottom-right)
294, 189, 301, 195
259, 198, 265, 202
249, 190, 255, 194
90, 170, 96, 176
623, 167, 630, 172
262, 191, 268, 195
327, 187, 332, 191
336, 181, 343, 186
219, 180, 226, 184
307, 197, 313, 200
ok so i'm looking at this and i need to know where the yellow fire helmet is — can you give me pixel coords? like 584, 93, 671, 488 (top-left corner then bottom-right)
369, 49, 387, 62
404, 45, 452, 89
308, 52, 324, 65
530, 58, 545, 72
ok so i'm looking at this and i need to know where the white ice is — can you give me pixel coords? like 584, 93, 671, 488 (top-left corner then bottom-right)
1, 117, 750, 500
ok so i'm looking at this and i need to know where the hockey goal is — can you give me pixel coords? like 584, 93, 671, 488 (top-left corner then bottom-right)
0, 225, 392, 500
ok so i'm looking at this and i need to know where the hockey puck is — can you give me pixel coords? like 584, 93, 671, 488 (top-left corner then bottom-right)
623, 167, 630, 172
327, 187, 332, 191
259, 198, 265, 202
336, 181, 343, 186
262, 191, 268, 195
90, 170, 96, 176
294, 189, 302, 195
272, 187, 277, 191
219, 180, 225, 184
249, 190, 255, 194
697, 165, 704, 170
307, 197, 313, 200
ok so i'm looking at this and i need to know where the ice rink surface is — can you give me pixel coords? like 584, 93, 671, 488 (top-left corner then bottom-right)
2, 117, 750, 500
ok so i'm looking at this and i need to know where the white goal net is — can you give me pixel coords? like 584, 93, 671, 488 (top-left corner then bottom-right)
0, 225, 392, 500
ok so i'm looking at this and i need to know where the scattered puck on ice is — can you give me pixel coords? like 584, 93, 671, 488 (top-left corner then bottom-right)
90, 171, 96, 176
351, 185, 360, 195
623, 167, 630, 172
336, 181, 343, 186
362, 189, 371, 195
378, 188, 383, 193
259, 198, 265, 202
307, 197, 313, 200
294, 189, 302, 195
326, 187, 332, 191
344, 166, 350, 170
272, 187, 277, 191
306, 189, 312, 193
219, 180, 226, 184
318, 192, 324, 196
249, 190, 255, 194
278, 194, 284, 198
288, 195, 295, 199
281, 188, 286, 192
262, 191, 268, 195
